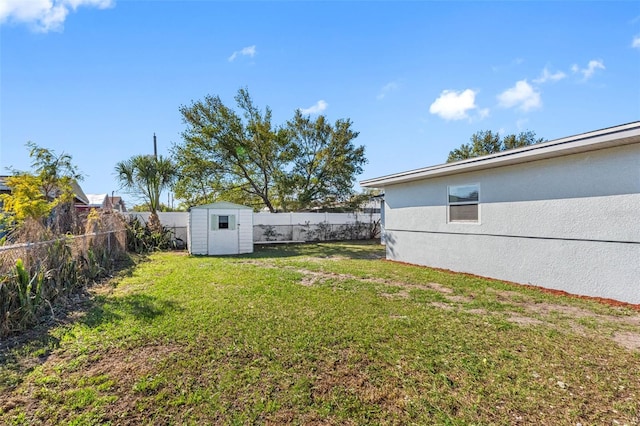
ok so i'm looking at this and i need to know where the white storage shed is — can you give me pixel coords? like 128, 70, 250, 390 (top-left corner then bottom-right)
188, 202, 254, 255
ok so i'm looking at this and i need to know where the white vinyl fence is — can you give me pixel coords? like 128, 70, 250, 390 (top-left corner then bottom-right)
253, 212, 381, 243
129, 212, 188, 245
130, 211, 381, 246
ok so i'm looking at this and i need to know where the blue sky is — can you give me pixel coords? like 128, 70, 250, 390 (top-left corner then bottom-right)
1, 1, 639, 207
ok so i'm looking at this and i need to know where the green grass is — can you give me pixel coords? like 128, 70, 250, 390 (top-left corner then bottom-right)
1, 241, 639, 425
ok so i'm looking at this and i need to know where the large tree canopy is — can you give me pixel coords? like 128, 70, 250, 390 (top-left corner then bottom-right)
447, 130, 545, 163
283, 110, 366, 211
174, 89, 291, 212
173, 88, 367, 212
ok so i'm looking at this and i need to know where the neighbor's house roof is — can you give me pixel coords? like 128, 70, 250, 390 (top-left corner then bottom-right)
361, 121, 640, 188
70, 181, 90, 205
110, 196, 127, 212
190, 201, 253, 210
85, 193, 109, 208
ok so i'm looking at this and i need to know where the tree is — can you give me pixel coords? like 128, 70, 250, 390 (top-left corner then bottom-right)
175, 88, 293, 212
173, 88, 367, 212
447, 130, 545, 162
0, 174, 52, 223
171, 145, 226, 206
1, 142, 81, 233
26, 141, 82, 201
283, 110, 366, 210
114, 154, 176, 231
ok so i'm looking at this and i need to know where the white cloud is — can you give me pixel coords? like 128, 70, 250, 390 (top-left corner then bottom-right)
429, 89, 479, 121
571, 59, 605, 80
300, 100, 328, 115
632, 36, 640, 49
0, 0, 113, 32
228, 45, 256, 62
376, 81, 399, 100
497, 80, 542, 112
533, 67, 566, 84
477, 108, 490, 120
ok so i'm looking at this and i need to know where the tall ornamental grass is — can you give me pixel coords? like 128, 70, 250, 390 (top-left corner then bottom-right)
0, 212, 127, 337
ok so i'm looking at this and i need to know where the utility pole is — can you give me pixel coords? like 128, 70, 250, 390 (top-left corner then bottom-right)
153, 133, 158, 159
153, 133, 159, 210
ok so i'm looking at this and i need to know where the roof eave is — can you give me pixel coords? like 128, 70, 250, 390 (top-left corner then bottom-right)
361, 122, 640, 188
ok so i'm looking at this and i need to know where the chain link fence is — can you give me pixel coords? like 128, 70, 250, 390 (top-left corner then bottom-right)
0, 216, 127, 337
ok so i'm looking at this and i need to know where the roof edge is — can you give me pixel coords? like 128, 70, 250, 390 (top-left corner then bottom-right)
190, 201, 253, 210
361, 121, 640, 187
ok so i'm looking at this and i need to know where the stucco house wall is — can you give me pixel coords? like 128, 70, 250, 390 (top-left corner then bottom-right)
362, 123, 640, 304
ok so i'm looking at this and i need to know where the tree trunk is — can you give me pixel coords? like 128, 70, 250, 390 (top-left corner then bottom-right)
147, 211, 163, 234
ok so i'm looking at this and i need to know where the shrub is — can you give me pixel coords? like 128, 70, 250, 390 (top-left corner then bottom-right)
125, 217, 174, 254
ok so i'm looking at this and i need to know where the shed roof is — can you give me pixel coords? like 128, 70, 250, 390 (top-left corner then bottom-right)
190, 201, 253, 210
361, 121, 640, 188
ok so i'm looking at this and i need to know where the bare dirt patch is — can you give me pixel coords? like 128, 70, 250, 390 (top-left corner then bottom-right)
612, 332, 640, 351
522, 303, 600, 319
480, 292, 640, 348
310, 349, 406, 417
490, 289, 528, 301
446, 294, 474, 304
300, 275, 319, 287
507, 314, 545, 326
380, 290, 410, 299
426, 282, 454, 294
83, 344, 182, 379
430, 302, 455, 310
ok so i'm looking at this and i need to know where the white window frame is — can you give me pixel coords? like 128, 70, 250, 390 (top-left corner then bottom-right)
447, 183, 480, 224
211, 214, 236, 231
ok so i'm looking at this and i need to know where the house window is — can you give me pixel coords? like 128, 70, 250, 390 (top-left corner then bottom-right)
448, 184, 479, 223
218, 215, 229, 229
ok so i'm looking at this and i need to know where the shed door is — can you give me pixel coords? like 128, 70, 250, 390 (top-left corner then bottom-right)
208, 209, 238, 255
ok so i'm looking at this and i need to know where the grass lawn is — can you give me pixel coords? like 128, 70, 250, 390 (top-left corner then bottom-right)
1, 241, 639, 425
